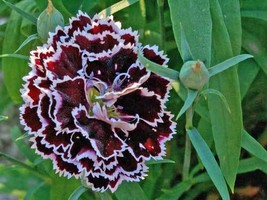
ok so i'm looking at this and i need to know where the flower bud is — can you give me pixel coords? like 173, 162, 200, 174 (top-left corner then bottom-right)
37, 0, 64, 42
179, 60, 210, 90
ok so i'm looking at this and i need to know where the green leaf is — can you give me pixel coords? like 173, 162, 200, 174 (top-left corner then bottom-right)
11, 126, 38, 163
146, 158, 175, 165
0, 164, 45, 196
138, 51, 179, 80
241, 129, 267, 162
241, 10, 267, 22
68, 186, 88, 200
14, 33, 38, 53
2, 0, 37, 25
209, 54, 253, 77
50, 175, 80, 200
0, 54, 29, 59
168, 0, 212, 66
24, 182, 46, 200
217, 0, 242, 55
114, 182, 148, 200
238, 157, 267, 174
0, 115, 8, 121
158, 180, 191, 200
238, 58, 259, 99
180, 23, 193, 62
200, 89, 231, 113
2, 0, 36, 104
0, 152, 47, 180
98, 0, 139, 18
176, 89, 198, 120
208, 0, 243, 190
187, 128, 230, 200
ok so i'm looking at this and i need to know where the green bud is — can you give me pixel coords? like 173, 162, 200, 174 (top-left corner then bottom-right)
179, 60, 210, 90
37, 0, 64, 42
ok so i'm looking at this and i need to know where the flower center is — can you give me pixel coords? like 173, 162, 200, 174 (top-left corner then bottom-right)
87, 85, 119, 118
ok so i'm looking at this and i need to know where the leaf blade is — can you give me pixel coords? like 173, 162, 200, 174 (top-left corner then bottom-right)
187, 128, 230, 200
176, 89, 198, 120
241, 129, 267, 162
68, 186, 88, 200
98, 0, 139, 18
138, 51, 179, 80
2, 0, 37, 24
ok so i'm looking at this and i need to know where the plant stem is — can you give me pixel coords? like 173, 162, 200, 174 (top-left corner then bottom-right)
182, 106, 194, 181
182, 133, 191, 181
0, 152, 50, 182
157, 0, 165, 50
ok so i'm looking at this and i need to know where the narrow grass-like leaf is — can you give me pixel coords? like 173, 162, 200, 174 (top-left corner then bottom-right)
208, 0, 243, 190
187, 128, 230, 200
115, 182, 148, 200
2, 0, 37, 24
50, 176, 80, 200
98, 0, 139, 18
24, 182, 46, 200
200, 89, 231, 113
168, 0, 212, 66
238, 157, 267, 174
209, 54, 253, 77
180, 23, 193, 62
176, 89, 198, 120
241, 129, 267, 162
0, 115, 8, 121
158, 180, 192, 200
192, 173, 210, 184
68, 186, 87, 200
0, 54, 29, 59
14, 33, 38, 53
238, 58, 259, 99
241, 10, 267, 22
146, 158, 175, 165
0, 152, 47, 180
11, 126, 38, 163
2, 0, 36, 104
138, 51, 179, 80
15, 133, 31, 141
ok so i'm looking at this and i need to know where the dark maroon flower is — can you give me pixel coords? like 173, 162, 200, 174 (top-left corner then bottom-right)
20, 11, 176, 192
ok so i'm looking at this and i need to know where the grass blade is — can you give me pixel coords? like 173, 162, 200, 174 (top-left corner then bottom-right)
0, 115, 8, 121
238, 157, 267, 174
138, 51, 179, 80
241, 129, 267, 162
209, 54, 253, 77
115, 182, 148, 200
187, 128, 230, 200
200, 89, 231, 113
0, 54, 29, 60
176, 89, 198, 120
99, 0, 139, 18
2, 0, 37, 25
14, 33, 38, 53
146, 158, 175, 165
68, 186, 87, 200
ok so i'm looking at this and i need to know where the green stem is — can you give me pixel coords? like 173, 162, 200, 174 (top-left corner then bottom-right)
157, 0, 165, 50
182, 133, 191, 181
0, 152, 50, 182
185, 106, 194, 129
182, 106, 194, 180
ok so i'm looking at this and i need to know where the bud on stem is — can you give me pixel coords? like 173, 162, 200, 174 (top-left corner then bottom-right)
179, 60, 210, 90
37, 0, 64, 42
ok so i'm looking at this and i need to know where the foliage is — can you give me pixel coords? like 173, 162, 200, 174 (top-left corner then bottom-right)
0, 0, 266, 199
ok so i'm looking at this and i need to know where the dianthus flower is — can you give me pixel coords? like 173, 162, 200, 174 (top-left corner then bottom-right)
20, 11, 176, 192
